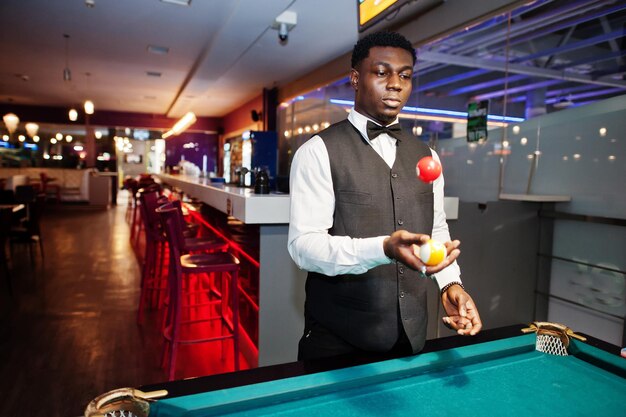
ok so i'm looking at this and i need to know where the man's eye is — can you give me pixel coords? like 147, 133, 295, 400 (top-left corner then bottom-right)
377, 70, 386, 76
400, 73, 411, 80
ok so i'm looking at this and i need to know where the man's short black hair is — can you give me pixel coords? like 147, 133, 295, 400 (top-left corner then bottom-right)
351, 31, 416, 69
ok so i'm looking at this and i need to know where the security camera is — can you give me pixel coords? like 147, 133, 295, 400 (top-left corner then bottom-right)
278, 23, 289, 42
272, 10, 297, 45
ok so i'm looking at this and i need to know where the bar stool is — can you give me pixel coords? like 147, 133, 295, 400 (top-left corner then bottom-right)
136, 190, 169, 323
136, 192, 229, 324
132, 182, 160, 248
157, 203, 240, 380
124, 178, 138, 224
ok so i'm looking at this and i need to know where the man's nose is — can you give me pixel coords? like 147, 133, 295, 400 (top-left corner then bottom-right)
387, 73, 401, 90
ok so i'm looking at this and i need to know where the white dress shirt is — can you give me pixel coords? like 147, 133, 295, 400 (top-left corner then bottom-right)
288, 108, 461, 290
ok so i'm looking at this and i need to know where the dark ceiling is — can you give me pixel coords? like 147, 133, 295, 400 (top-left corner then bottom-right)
414, 0, 626, 118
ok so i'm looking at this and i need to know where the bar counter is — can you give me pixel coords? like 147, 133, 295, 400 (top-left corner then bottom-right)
156, 174, 289, 224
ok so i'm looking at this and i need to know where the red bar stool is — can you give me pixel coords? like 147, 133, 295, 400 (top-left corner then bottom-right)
157, 203, 241, 381
123, 178, 137, 223
136, 190, 169, 324
132, 182, 160, 248
129, 175, 155, 241
136, 192, 229, 324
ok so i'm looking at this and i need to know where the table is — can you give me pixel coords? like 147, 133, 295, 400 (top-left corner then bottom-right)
141, 325, 625, 416
0, 203, 25, 213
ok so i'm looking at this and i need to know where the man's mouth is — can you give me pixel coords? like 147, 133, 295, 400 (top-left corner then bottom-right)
382, 98, 402, 107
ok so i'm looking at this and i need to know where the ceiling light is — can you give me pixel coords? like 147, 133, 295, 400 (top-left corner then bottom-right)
95, 131, 102, 139
2, 135, 8, 141
160, 0, 191, 6
33, 136, 40, 143
66, 135, 73, 142
147, 45, 169, 55
56, 133, 63, 140
3, 113, 19, 134
18, 135, 25, 142
162, 112, 197, 139
69, 108, 78, 121
51, 138, 57, 144
25, 122, 39, 137
84, 100, 94, 115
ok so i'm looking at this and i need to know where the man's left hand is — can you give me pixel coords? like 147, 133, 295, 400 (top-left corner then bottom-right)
441, 285, 482, 336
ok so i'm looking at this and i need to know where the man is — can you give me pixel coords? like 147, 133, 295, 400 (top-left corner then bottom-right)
288, 31, 481, 361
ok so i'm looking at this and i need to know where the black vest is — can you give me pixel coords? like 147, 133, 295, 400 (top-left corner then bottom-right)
305, 119, 434, 353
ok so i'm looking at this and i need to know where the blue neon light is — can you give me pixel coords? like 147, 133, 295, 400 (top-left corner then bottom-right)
24, 143, 39, 150
329, 99, 355, 106
328, 99, 524, 123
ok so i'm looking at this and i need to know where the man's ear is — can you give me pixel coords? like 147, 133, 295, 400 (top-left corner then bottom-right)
349, 69, 359, 91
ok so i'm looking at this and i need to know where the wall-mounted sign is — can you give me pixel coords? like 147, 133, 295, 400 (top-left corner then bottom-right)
467, 100, 489, 142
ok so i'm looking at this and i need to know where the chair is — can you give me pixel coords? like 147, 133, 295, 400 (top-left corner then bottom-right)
157, 203, 240, 381
39, 172, 61, 204
0, 208, 13, 294
10, 185, 44, 264
4, 174, 28, 192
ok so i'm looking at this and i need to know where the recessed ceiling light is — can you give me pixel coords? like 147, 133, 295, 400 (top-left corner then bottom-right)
160, 0, 191, 6
146, 71, 162, 77
147, 45, 169, 55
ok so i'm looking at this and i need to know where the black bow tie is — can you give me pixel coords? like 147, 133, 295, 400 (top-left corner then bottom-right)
366, 121, 403, 141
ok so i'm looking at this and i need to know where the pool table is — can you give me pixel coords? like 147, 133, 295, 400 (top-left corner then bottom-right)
141, 325, 625, 417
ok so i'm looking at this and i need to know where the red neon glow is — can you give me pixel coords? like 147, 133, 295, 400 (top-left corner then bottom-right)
185, 206, 261, 269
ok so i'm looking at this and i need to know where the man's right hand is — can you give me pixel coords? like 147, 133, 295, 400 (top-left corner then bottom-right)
383, 230, 460, 274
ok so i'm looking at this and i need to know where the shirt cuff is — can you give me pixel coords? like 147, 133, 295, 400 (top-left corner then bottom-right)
356, 235, 393, 270
433, 261, 462, 291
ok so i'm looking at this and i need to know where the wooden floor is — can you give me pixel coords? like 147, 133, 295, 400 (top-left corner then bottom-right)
0, 195, 167, 417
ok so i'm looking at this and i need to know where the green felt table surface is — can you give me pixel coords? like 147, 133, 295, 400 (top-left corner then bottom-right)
151, 334, 626, 417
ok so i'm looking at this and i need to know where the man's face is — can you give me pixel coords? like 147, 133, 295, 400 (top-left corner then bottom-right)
350, 46, 414, 125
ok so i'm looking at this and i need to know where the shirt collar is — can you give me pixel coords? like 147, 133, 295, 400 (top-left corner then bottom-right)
348, 108, 400, 143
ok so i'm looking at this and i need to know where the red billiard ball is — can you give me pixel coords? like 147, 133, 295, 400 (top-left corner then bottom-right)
416, 156, 442, 183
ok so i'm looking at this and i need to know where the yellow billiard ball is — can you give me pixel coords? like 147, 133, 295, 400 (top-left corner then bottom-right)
416, 239, 447, 266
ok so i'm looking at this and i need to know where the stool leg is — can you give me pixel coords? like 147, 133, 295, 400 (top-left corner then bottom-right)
166, 263, 183, 381
231, 270, 240, 371
157, 240, 167, 309
168, 299, 181, 381
137, 238, 154, 324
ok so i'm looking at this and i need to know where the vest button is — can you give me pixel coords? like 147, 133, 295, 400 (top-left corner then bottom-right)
397, 219, 404, 225
399, 266, 404, 274
399, 291, 405, 298
391, 173, 398, 178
